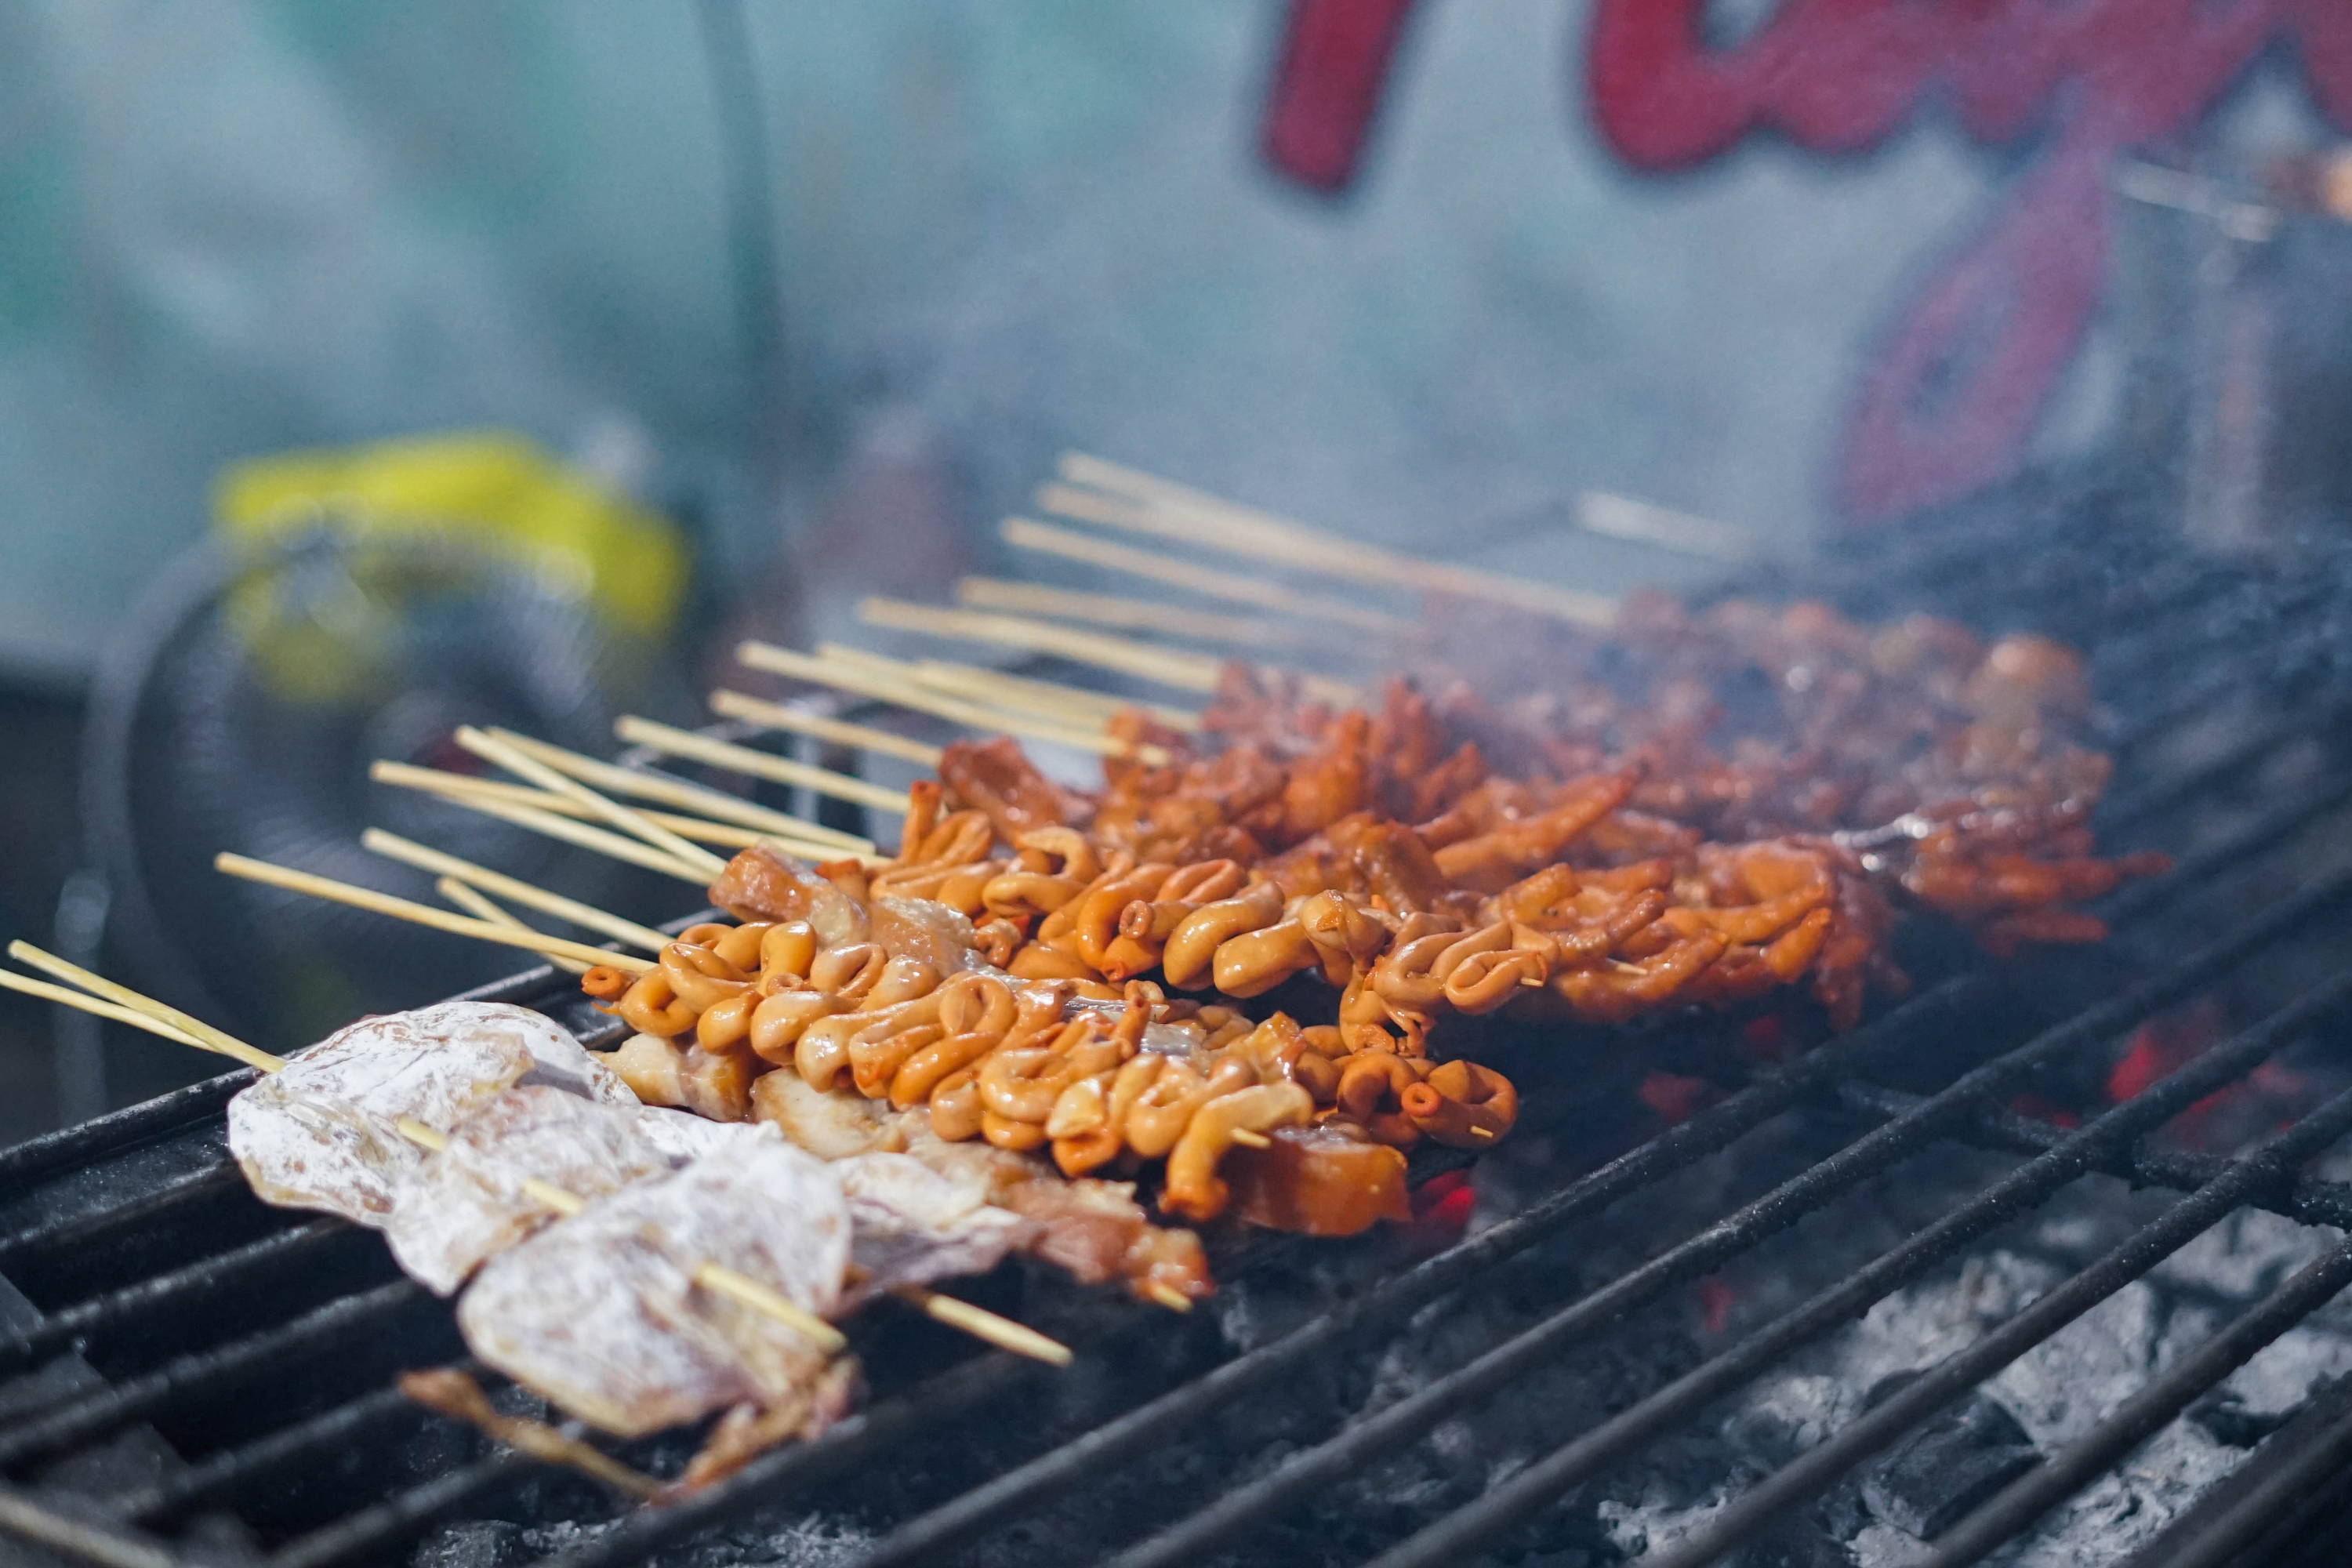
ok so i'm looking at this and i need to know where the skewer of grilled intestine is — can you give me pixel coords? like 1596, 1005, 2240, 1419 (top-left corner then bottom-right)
610, 842, 1517, 1208
913, 708, 1878, 1029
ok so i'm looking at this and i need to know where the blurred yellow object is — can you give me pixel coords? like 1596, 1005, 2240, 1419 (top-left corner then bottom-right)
213, 431, 688, 641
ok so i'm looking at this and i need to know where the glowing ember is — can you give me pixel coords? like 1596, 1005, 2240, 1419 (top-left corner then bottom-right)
1697, 1275, 1735, 1336
1639, 1070, 1713, 1126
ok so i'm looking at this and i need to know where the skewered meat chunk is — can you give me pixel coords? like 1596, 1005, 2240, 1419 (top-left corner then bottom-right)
709, 844, 871, 946
1225, 1123, 1410, 1236
750, 1068, 901, 1158
894, 1131, 1214, 1305
456, 1132, 852, 1441
382, 1087, 767, 1294
832, 1151, 1039, 1308
227, 1002, 631, 1230
939, 735, 1094, 842
744, 1065, 1221, 1300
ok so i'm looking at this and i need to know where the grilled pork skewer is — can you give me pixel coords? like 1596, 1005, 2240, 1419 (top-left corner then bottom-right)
5, 950, 1081, 1488
6, 947, 1068, 1359
225, 999, 636, 1230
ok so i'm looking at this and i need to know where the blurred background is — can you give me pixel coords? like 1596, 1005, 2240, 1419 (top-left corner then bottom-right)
3, 0, 2350, 1139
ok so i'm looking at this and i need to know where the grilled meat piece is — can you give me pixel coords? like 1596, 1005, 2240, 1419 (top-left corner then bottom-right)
383, 1087, 766, 1294
456, 1131, 852, 1439
227, 1002, 631, 1230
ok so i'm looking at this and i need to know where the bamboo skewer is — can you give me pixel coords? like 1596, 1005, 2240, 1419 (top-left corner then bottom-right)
488, 730, 873, 853
0, 967, 236, 1049
852, 602, 1359, 710
436, 878, 591, 976
361, 829, 674, 953
9, 950, 1069, 1366
370, 760, 874, 860
2, 957, 840, 1352
736, 641, 1159, 763
954, 576, 1316, 652
9, 941, 281, 1073
1047, 452, 1619, 626
215, 855, 658, 972
897, 1290, 1073, 1366
707, 690, 948, 768
857, 597, 1228, 693
910, 659, 1123, 720
816, 644, 1146, 739
456, 728, 728, 880
899, 657, 1202, 735
811, 644, 1190, 762
377, 776, 715, 885
998, 515, 1413, 635
615, 717, 913, 817
1573, 490, 1755, 562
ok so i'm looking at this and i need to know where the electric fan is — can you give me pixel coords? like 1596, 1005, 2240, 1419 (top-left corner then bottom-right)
78, 525, 687, 1059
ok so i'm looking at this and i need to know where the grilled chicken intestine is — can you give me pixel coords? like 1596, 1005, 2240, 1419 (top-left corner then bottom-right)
227, 1001, 634, 1230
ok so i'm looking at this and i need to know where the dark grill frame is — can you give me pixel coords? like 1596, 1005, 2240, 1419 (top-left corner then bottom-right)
6, 512, 2352, 1566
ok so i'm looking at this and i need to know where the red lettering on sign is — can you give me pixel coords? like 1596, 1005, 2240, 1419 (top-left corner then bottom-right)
1262, 0, 1422, 194
1266, 0, 2352, 523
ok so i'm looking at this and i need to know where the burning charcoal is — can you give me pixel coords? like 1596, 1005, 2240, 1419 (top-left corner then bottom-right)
2188, 1389, 2290, 1449
1731, 1519, 1849, 1568
412, 1520, 524, 1568
1859, 1387, 2039, 1541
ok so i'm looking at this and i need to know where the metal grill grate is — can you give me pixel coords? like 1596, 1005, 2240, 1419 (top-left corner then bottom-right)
6, 512, 2352, 1567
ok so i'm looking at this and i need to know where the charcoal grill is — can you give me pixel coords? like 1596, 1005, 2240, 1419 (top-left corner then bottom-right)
9, 486, 2352, 1566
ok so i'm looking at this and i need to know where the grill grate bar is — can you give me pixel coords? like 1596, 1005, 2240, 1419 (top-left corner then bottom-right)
0, 1163, 247, 1269
269, 1454, 532, 1568
534, 1355, 1033, 1568
2096, 712, 2320, 835
0, 1485, 183, 1568
1363, 970, 2352, 1568
1102, 894, 2352, 1568
1636, 1081, 2352, 1568
0, 1222, 349, 1378
1922, 1232, 2352, 1566
0, 1279, 424, 1470
0, 1070, 249, 1191
1835, 1078, 2352, 1230
2109, 667, 2252, 761
117, 1363, 484, 1528
2117, 1368, 2352, 1568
